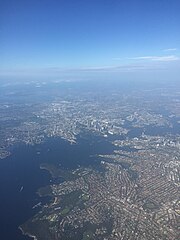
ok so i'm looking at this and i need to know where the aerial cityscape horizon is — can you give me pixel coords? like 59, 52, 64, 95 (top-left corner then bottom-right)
0, 1, 180, 240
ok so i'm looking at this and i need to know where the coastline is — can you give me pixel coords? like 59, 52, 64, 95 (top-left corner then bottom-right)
19, 226, 38, 240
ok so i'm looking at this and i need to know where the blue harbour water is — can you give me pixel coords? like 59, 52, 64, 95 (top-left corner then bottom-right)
0, 135, 114, 240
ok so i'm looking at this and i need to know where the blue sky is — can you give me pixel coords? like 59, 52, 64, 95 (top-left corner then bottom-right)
0, 0, 180, 81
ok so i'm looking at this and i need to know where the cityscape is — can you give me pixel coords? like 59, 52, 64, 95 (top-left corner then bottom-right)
1, 1, 180, 239
0, 81, 179, 240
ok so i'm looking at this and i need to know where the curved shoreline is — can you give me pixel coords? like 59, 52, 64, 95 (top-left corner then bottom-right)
19, 226, 38, 240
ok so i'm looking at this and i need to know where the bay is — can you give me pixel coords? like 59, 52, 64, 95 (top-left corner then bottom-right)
0, 135, 114, 240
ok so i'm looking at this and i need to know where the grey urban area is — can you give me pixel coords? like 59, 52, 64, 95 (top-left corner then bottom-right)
0, 81, 180, 240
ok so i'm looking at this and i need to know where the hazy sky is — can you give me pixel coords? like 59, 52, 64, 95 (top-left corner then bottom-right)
1, 0, 180, 81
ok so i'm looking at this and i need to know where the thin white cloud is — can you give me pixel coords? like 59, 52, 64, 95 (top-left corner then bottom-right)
163, 48, 177, 52
0, 64, 159, 78
129, 55, 179, 62
75, 64, 153, 72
